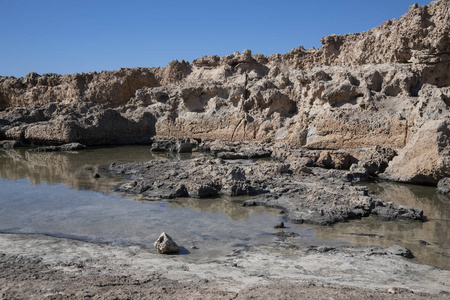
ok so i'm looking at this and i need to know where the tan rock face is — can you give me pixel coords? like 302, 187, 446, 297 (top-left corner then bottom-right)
381, 120, 450, 184
0, 68, 162, 109
0, 0, 449, 184
278, 0, 450, 86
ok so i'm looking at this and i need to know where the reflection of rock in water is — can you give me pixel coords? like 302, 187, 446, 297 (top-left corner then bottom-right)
0, 146, 200, 194
314, 181, 450, 270
0, 149, 120, 193
365, 181, 450, 221
24, 151, 71, 185
168, 197, 272, 221
0, 150, 71, 183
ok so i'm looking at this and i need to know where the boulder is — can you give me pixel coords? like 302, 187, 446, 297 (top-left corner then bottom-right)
381, 120, 450, 185
356, 145, 397, 176
154, 232, 180, 254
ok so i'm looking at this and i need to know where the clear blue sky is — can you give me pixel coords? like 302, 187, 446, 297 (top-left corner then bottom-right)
0, 0, 431, 78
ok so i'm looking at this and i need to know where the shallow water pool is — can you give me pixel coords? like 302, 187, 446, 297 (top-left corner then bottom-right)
0, 146, 449, 268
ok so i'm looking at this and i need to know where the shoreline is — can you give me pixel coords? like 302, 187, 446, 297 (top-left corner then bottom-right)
1, 232, 449, 299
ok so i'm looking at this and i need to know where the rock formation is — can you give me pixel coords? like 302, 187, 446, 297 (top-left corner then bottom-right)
0, 0, 449, 185
108, 153, 425, 225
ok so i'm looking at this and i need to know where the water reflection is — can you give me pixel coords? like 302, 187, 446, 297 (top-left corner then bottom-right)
0, 147, 197, 193
0, 179, 283, 260
314, 181, 450, 270
169, 196, 265, 221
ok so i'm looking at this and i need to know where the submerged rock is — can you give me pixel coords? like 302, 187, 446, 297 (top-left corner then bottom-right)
154, 232, 180, 254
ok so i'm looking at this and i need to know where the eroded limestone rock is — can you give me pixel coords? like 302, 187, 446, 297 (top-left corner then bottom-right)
381, 120, 450, 185
154, 232, 180, 254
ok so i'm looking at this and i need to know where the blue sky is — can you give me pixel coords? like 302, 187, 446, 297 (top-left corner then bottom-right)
0, 0, 430, 78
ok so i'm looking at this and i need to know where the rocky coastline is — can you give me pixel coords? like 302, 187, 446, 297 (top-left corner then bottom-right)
1, 0, 450, 298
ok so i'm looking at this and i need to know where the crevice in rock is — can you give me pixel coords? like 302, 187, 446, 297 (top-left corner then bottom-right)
231, 118, 245, 141
410, 81, 423, 97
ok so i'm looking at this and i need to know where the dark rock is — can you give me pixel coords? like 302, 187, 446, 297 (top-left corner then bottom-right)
27, 143, 86, 152
0, 140, 22, 149
419, 240, 430, 246
216, 148, 272, 160
171, 184, 189, 198
306, 246, 335, 253
242, 200, 258, 207
151, 138, 197, 153
217, 152, 247, 159
187, 182, 220, 198
371, 203, 425, 221
175, 138, 195, 153
346, 233, 384, 238
317, 246, 335, 253
346, 166, 371, 182
59, 143, 87, 151
108, 156, 428, 226
151, 139, 176, 152
274, 231, 299, 241
386, 245, 414, 258
274, 222, 285, 229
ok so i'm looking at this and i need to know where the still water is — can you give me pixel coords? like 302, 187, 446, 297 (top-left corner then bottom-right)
0, 146, 449, 268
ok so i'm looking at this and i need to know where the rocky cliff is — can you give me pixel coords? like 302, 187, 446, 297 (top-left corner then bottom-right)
0, 0, 449, 185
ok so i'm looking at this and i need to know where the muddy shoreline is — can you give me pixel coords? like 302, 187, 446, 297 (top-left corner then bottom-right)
1, 233, 449, 299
